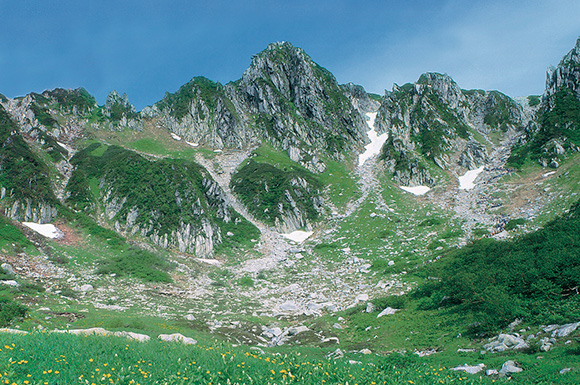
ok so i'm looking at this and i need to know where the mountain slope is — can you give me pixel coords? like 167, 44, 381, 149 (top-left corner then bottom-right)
66, 144, 258, 256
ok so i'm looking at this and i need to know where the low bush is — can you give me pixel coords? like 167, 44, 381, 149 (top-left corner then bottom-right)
0, 297, 26, 326
415, 199, 580, 335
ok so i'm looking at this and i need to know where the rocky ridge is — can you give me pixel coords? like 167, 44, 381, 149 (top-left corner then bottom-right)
374, 73, 535, 186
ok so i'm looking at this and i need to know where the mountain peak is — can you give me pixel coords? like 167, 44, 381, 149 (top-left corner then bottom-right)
546, 36, 580, 99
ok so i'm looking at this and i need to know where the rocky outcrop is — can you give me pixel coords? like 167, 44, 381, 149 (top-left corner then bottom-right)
518, 37, 580, 167
375, 72, 529, 183
102, 90, 141, 130
340, 82, 381, 114
545, 38, 580, 100
148, 77, 256, 149
237, 42, 368, 158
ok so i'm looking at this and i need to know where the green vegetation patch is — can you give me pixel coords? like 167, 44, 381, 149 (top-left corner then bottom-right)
97, 247, 172, 282
0, 215, 35, 255
508, 87, 580, 168
157, 76, 226, 121
231, 159, 323, 227
415, 199, 580, 335
0, 296, 27, 327
0, 106, 59, 210
0, 332, 509, 385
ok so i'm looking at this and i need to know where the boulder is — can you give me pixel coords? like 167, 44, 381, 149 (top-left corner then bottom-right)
114, 331, 150, 342
377, 307, 399, 318
355, 294, 369, 303
0, 328, 28, 335
1, 263, 14, 275
158, 333, 197, 345
79, 284, 94, 292
451, 363, 485, 374
499, 360, 523, 377
327, 348, 344, 359
287, 326, 309, 336
365, 303, 376, 313
555, 322, 580, 337
67, 327, 109, 336
483, 333, 527, 352
263, 327, 283, 339
279, 301, 299, 312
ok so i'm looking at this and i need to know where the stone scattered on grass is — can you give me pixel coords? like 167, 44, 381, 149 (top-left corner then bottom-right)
158, 333, 197, 345
450, 363, 485, 374
499, 360, 523, 377
377, 307, 398, 318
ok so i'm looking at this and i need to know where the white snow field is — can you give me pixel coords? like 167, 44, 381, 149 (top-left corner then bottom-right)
22, 222, 64, 239
358, 112, 389, 166
458, 166, 485, 190
400, 186, 431, 195
281, 230, 313, 243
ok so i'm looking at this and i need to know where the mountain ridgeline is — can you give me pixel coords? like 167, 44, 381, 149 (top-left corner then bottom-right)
0, 39, 580, 258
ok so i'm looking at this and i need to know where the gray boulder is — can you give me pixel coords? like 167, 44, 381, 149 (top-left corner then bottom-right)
451, 363, 485, 374
499, 360, 523, 377
1, 263, 14, 275
158, 333, 197, 345
377, 307, 399, 318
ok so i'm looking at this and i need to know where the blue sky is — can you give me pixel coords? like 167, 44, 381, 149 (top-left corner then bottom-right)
1, 0, 579, 110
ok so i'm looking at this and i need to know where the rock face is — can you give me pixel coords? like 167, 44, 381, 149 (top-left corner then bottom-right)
374, 73, 530, 185
508, 38, 580, 168
146, 42, 369, 166
340, 82, 381, 114
102, 90, 140, 130
546, 38, 580, 100
149, 77, 253, 149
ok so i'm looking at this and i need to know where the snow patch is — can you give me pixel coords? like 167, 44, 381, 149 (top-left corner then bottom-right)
281, 231, 313, 243
400, 186, 430, 196
56, 141, 72, 154
185, 141, 199, 148
22, 222, 63, 239
458, 166, 485, 190
358, 112, 389, 166
542, 171, 556, 178
170, 133, 182, 141
195, 258, 222, 266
